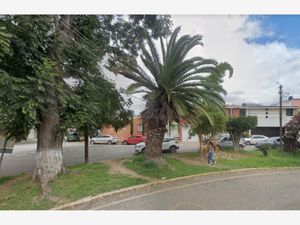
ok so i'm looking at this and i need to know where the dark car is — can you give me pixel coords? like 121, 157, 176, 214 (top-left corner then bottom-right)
66, 132, 80, 142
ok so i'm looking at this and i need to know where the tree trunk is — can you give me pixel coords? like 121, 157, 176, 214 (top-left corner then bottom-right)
33, 103, 64, 195
198, 134, 204, 158
144, 119, 167, 165
233, 134, 241, 151
84, 128, 89, 163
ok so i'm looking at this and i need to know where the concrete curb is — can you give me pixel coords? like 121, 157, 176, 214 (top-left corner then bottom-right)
51, 166, 300, 210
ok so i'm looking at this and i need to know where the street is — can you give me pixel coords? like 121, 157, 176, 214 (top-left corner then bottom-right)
0, 141, 200, 176
95, 169, 300, 210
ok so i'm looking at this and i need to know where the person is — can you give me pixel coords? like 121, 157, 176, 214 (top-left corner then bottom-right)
207, 142, 216, 165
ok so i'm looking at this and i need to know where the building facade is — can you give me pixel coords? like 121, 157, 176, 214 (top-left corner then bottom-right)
225, 98, 300, 137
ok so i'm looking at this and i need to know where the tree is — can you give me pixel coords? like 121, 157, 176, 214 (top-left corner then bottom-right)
0, 15, 172, 194
190, 106, 227, 156
283, 112, 300, 153
114, 27, 233, 164
62, 76, 132, 163
226, 116, 257, 150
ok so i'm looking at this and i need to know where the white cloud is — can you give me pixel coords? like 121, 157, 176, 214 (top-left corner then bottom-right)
106, 15, 300, 114
173, 15, 300, 105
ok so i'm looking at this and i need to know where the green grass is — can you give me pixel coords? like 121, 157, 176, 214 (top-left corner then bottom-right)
50, 163, 146, 201
124, 155, 224, 179
218, 149, 300, 169
178, 149, 300, 170
0, 162, 147, 210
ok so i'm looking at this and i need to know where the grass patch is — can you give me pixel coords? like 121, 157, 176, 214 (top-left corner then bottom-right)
124, 155, 224, 179
0, 162, 147, 210
50, 163, 146, 201
218, 149, 300, 170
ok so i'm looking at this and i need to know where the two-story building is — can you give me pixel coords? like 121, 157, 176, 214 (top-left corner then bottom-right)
224, 97, 300, 137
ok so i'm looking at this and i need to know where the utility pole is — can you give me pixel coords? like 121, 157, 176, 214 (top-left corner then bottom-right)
279, 84, 283, 148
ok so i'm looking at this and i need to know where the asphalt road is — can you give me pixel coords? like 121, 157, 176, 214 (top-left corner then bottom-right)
0, 141, 200, 176
95, 169, 300, 210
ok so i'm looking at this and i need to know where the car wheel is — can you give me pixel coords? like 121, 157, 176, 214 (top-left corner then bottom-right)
246, 141, 251, 145
141, 148, 145, 153
90, 140, 95, 145
107, 140, 112, 145
123, 141, 128, 145
169, 146, 177, 153
239, 144, 244, 150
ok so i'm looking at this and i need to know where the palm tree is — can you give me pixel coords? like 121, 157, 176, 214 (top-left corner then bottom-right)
115, 27, 233, 163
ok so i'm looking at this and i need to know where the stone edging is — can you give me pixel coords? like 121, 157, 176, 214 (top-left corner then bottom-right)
51, 167, 300, 210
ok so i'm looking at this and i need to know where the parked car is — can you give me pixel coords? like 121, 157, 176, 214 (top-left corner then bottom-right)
216, 136, 246, 150
66, 132, 80, 142
135, 137, 179, 154
90, 135, 118, 145
255, 136, 281, 148
122, 135, 145, 145
244, 135, 268, 145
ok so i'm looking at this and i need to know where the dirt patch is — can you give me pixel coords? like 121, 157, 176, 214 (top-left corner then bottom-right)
0, 173, 31, 189
103, 159, 157, 182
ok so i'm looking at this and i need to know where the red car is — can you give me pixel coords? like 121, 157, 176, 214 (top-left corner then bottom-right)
122, 135, 145, 145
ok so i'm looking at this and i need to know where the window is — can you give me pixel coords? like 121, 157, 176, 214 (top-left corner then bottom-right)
286, 108, 293, 116
138, 124, 143, 132
240, 109, 246, 116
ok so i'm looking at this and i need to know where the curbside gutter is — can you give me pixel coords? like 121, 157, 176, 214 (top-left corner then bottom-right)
51, 167, 300, 210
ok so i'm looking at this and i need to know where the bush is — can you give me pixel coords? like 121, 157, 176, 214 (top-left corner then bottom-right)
259, 144, 271, 156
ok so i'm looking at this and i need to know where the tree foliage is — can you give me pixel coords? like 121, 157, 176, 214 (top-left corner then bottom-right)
0, 15, 172, 141
283, 112, 300, 152
190, 106, 226, 137
226, 116, 257, 150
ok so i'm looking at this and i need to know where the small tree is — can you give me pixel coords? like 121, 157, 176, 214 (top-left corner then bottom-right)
226, 116, 257, 150
283, 112, 300, 153
190, 107, 226, 156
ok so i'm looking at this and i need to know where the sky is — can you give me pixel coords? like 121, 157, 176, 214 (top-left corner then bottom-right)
106, 15, 300, 115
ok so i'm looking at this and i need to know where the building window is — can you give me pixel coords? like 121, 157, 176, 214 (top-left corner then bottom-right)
286, 108, 293, 116
138, 124, 143, 132
240, 109, 246, 117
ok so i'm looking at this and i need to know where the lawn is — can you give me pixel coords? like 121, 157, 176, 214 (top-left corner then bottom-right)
124, 149, 300, 180
0, 162, 146, 210
123, 154, 224, 179
178, 148, 300, 170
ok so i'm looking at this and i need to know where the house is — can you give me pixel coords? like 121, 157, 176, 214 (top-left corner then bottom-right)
224, 97, 300, 137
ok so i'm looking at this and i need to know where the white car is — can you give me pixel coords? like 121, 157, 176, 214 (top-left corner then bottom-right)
244, 135, 269, 145
135, 137, 179, 153
90, 135, 118, 145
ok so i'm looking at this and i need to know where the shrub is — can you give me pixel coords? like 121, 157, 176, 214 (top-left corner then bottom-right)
259, 144, 271, 157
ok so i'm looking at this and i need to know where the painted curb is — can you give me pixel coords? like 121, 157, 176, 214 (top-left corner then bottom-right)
51, 166, 300, 210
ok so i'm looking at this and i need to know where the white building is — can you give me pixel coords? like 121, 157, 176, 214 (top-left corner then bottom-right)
240, 103, 298, 137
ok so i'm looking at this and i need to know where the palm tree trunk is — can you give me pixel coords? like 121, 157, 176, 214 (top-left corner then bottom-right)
144, 119, 166, 165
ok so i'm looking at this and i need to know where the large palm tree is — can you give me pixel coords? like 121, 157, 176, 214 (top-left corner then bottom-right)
115, 27, 233, 163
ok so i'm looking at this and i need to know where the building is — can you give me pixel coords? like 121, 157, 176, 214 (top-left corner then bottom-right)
240, 103, 298, 136
224, 97, 300, 137
101, 116, 191, 143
